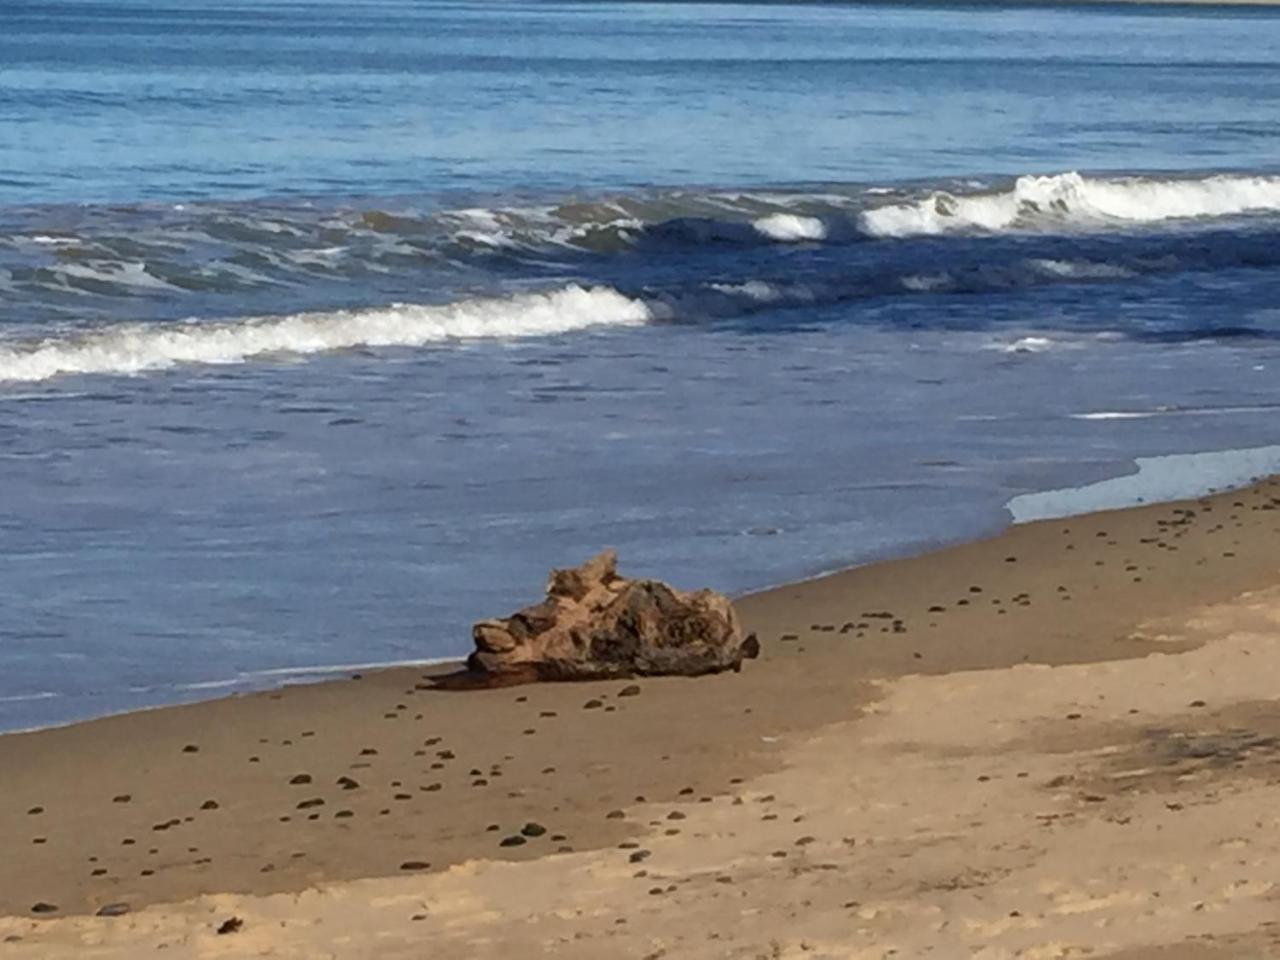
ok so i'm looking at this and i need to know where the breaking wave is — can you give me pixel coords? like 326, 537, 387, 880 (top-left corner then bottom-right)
860, 171, 1280, 237
5, 168, 1280, 383
0, 285, 650, 383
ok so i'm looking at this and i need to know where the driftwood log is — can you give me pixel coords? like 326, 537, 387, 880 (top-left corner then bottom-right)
467, 550, 758, 681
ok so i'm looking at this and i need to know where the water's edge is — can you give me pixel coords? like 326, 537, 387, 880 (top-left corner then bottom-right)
5, 445, 1275, 738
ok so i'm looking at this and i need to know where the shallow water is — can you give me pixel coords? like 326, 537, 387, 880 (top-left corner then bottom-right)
2, 0, 1280, 730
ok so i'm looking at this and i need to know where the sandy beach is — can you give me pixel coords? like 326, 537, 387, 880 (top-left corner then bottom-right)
2, 476, 1279, 958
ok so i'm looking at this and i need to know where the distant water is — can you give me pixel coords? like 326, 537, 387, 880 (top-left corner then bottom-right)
3, 0, 1280, 730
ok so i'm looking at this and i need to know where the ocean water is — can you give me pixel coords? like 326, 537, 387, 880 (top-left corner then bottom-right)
3, 0, 1280, 731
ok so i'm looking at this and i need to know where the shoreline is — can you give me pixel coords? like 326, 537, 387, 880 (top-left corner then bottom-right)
1, 473, 1277, 956
6, 444, 1279, 739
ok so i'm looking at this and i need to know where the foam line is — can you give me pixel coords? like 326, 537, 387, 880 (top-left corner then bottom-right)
0, 284, 651, 383
861, 172, 1280, 237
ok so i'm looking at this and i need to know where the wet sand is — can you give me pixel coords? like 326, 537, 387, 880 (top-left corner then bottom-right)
2, 477, 1279, 957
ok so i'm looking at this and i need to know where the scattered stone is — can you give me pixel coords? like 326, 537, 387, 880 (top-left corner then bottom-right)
96, 903, 131, 917
200, 800, 219, 811
500, 835, 527, 847
400, 861, 430, 871
521, 822, 547, 838
618, 684, 642, 698
182, 745, 199, 753
216, 917, 243, 935
289, 774, 312, 785
337, 776, 360, 790
30, 902, 57, 914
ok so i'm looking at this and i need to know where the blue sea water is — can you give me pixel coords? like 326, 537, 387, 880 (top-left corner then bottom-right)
2, 0, 1280, 730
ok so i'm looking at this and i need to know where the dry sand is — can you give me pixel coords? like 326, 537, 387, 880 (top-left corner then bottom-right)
2, 477, 1279, 958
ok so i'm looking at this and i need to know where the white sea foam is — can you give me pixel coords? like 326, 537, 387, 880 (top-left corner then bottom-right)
900, 272, 951, 292
752, 213, 827, 242
1071, 404, 1280, 421
861, 172, 1280, 237
1027, 258, 1135, 280
0, 691, 60, 704
997, 336, 1062, 354
708, 280, 784, 302
0, 284, 651, 383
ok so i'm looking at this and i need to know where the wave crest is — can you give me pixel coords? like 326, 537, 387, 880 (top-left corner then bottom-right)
860, 171, 1280, 237
0, 285, 650, 383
